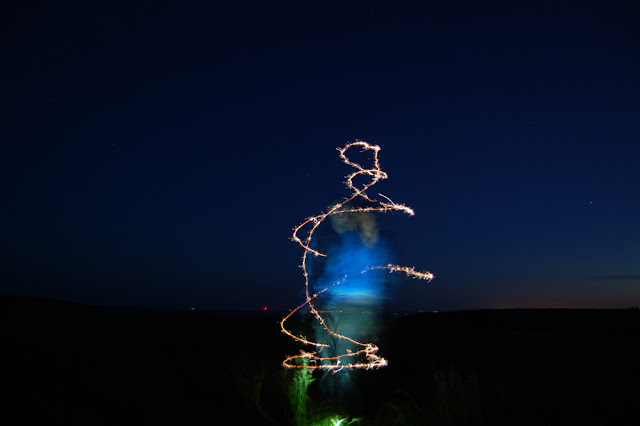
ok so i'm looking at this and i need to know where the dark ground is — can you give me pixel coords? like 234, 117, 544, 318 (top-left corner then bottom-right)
3, 295, 639, 425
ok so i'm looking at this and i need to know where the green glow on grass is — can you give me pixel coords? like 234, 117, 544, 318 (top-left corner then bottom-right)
287, 358, 362, 425
288, 358, 315, 425
311, 415, 361, 426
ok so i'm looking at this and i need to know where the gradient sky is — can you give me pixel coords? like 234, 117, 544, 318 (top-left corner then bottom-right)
2, 1, 639, 311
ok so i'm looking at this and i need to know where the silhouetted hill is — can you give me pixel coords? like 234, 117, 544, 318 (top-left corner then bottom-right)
3, 296, 639, 425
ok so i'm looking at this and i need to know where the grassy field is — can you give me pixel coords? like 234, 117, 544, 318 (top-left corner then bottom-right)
3, 296, 639, 425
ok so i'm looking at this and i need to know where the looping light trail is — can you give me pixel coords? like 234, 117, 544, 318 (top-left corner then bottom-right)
281, 140, 433, 370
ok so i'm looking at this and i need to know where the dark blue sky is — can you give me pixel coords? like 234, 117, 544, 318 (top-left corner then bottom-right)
2, 1, 639, 311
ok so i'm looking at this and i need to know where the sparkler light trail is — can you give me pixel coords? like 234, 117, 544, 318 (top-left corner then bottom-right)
281, 141, 433, 370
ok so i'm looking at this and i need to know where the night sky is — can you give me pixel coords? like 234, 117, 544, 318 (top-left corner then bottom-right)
2, 1, 639, 312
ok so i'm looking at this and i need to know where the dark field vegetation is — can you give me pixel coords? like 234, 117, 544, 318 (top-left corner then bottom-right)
3, 296, 639, 425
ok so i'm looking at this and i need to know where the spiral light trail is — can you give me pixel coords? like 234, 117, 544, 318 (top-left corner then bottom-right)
281, 141, 433, 370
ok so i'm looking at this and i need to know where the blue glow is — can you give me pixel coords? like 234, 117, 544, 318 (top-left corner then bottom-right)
308, 218, 396, 396
315, 231, 392, 306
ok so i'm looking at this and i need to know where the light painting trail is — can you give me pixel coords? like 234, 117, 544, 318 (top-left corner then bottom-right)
281, 141, 433, 370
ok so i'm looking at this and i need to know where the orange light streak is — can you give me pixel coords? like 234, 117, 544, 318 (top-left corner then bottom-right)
281, 141, 433, 370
